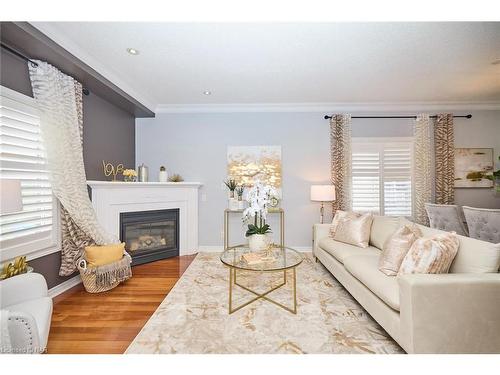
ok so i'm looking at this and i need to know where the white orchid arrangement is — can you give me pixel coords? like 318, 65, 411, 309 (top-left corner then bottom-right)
242, 182, 278, 237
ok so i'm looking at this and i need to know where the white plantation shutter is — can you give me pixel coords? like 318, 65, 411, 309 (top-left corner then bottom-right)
0, 88, 57, 259
352, 148, 380, 213
383, 145, 412, 216
352, 138, 413, 217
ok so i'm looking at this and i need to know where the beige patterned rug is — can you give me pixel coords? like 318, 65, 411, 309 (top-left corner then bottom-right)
126, 252, 403, 354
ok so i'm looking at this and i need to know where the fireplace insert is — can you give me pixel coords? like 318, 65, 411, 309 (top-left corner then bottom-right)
120, 209, 179, 266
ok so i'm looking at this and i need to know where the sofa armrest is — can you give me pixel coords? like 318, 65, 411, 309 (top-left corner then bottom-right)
0, 310, 42, 354
313, 224, 331, 256
398, 273, 500, 353
0, 273, 49, 308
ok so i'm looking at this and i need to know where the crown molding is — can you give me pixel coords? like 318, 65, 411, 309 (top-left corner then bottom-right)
155, 101, 500, 114
29, 22, 156, 113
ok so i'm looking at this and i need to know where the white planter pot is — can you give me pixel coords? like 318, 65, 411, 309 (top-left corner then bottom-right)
228, 198, 239, 210
159, 170, 168, 182
248, 234, 270, 252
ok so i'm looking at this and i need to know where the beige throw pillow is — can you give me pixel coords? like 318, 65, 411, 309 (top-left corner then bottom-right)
330, 210, 359, 237
398, 232, 460, 275
378, 224, 422, 276
331, 212, 373, 248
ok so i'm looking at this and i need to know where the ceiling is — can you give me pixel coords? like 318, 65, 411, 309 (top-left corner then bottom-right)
31, 22, 500, 112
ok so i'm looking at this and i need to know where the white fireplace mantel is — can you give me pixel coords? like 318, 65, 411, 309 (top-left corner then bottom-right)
87, 180, 203, 256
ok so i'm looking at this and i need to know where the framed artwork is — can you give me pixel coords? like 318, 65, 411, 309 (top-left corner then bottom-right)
227, 145, 282, 192
454, 148, 494, 188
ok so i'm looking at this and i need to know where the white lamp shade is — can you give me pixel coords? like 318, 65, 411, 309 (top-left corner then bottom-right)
310, 185, 336, 202
0, 179, 23, 215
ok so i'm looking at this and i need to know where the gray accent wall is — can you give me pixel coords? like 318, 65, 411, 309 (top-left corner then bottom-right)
136, 110, 500, 248
1, 49, 136, 288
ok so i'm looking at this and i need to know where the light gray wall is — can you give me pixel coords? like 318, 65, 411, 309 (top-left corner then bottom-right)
136, 110, 500, 248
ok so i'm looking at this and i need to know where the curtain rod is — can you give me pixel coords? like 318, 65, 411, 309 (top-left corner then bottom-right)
1, 43, 90, 96
324, 114, 472, 120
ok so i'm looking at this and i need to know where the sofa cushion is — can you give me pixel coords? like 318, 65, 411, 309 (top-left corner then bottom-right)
318, 237, 380, 264
7, 297, 53, 349
417, 224, 500, 273
370, 215, 401, 250
344, 254, 400, 311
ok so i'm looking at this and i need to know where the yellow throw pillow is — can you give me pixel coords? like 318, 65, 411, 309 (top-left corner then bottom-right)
84, 243, 125, 267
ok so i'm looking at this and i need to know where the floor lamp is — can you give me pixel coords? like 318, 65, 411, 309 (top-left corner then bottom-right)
310, 185, 336, 224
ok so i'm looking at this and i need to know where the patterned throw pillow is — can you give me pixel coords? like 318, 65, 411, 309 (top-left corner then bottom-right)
331, 211, 374, 248
398, 232, 460, 275
378, 224, 422, 276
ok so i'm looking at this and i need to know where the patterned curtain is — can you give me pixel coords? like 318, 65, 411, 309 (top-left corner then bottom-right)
58, 83, 96, 276
434, 114, 455, 204
330, 114, 352, 213
413, 114, 432, 225
28, 61, 117, 276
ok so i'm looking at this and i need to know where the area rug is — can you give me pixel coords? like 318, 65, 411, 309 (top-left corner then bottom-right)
126, 252, 404, 354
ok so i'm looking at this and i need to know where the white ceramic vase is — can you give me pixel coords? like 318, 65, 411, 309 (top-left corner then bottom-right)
248, 234, 270, 252
159, 170, 168, 182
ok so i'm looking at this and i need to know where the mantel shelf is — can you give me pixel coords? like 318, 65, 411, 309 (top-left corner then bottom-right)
87, 180, 203, 188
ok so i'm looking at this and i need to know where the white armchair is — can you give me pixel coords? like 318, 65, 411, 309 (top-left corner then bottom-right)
0, 273, 53, 354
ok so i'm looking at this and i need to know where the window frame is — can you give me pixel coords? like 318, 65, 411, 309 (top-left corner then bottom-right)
352, 136, 414, 218
0, 85, 61, 262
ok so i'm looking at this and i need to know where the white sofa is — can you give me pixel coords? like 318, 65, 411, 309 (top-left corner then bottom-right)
0, 273, 53, 354
313, 215, 500, 354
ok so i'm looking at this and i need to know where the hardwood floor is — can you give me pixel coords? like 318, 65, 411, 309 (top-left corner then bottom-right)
47, 254, 197, 354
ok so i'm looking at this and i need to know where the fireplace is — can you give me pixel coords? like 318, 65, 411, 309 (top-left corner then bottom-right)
120, 209, 179, 266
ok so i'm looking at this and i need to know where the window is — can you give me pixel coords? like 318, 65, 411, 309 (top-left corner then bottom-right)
0, 86, 58, 260
352, 138, 413, 217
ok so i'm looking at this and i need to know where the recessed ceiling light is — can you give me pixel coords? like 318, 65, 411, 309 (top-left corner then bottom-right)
126, 48, 140, 55
203, 90, 212, 95
492, 58, 500, 65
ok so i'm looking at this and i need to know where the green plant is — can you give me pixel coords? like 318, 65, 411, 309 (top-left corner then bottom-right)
168, 173, 184, 182
224, 179, 237, 191
245, 223, 271, 237
235, 185, 244, 198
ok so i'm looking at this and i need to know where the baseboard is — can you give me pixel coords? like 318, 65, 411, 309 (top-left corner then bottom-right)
198, 245, 311, 252
48, 274, 81, 298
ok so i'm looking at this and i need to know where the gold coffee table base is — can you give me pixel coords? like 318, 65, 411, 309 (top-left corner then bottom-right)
227, 267, 297, 314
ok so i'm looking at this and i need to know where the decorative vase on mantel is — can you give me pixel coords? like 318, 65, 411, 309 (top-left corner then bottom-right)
248, 234, 270, 252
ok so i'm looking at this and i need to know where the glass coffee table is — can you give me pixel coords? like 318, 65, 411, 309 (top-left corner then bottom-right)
220, 245, 303, 314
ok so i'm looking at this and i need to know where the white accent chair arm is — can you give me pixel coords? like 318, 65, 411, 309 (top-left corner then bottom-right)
1, 310, 42, 354
0, 273, 48, 308
313, 224, 331, 256
398, 273, 500, 353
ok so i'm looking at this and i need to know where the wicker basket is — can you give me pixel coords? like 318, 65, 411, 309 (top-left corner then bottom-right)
77, 253, 132, 293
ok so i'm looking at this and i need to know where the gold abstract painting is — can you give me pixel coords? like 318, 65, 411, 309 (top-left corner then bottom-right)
227, 146, 282, 190
454, 148, 494, 188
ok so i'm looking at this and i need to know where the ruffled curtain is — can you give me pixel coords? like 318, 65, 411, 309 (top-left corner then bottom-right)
28, 61, 117, 276
330, 114, 352, 212
413, 114, 432, 225
434, 114, 455, 204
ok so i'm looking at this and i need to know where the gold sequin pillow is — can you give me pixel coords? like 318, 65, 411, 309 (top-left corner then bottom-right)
378, 224, 422, 276
398, 232, 459, 275
331, 212, 373, 248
